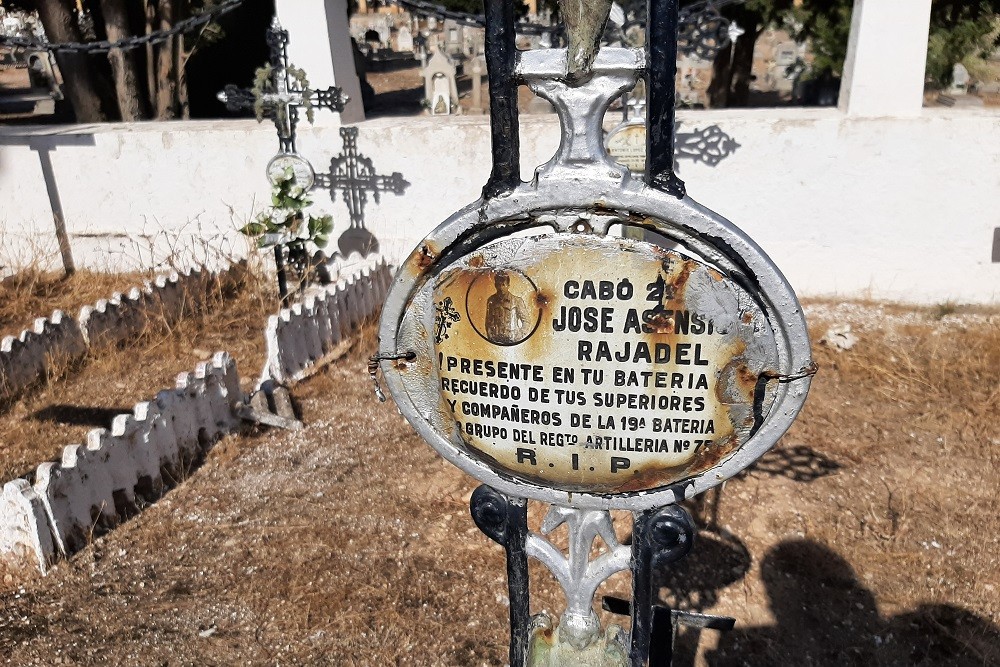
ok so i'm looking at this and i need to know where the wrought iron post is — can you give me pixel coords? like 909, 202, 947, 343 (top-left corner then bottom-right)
482, 0, 520, 198
646, 0, 684, 197
471, 486, 531, 667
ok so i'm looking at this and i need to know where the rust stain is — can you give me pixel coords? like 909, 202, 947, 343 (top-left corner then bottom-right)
468, 254, 485, 268
687, 433, 740, 473
735, 364, 758, 399
417, 243, 438, 270
644, 311, 675, 335
671, 260, 695, 295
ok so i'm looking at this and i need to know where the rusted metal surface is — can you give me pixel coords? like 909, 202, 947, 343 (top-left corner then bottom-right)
378, 47, 813, 514
431, 234, 776, 494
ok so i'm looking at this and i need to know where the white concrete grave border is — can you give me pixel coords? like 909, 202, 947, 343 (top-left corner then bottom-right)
0, 259, 389, 575
0, 262, 247, 407
259, 256, 392, 386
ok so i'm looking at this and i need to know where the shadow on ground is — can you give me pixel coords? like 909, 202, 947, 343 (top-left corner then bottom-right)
663, 538, 1000, 666
32, 404, 130, 428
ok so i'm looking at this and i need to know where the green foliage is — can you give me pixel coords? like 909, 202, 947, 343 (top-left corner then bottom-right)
790, 0, 854, 76
240, 169, 334, 255
250, 63, 315, 126
733, 0, 999, 83
926, 2, 1000, 86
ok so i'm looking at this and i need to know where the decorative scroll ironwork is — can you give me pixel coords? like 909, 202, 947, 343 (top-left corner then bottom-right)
217, 18, 348, 154
470, 486, 736, 666
314, 127, 410, 258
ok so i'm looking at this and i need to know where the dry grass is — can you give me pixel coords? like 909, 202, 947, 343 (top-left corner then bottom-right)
0, 296, 996, 665
0, 264, 277, 481
0, 269, 150, 336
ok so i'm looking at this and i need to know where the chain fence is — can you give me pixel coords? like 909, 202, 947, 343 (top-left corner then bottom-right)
0, 0, 244, 55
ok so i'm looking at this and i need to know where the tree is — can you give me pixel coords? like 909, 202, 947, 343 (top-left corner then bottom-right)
23, 0, 227, 121
27, 0, 109, 121
710, 0, 1000, 107
925, 0, 1000, 87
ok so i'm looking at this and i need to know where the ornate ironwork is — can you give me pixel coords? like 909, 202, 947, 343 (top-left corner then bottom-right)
217, 18, 348, 154
314, 127, 410, 258
470, 487, 736, 666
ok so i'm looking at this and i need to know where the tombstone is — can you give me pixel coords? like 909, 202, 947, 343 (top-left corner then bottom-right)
431, 74, 451, 114
397, 25, 413, 53
421, 47, 458, 115
443, 19, 464, 56
949, 62, 970, 94
469, 56, 486, 115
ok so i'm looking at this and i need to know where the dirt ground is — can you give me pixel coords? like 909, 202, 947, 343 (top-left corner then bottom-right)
0, 271, 998, 665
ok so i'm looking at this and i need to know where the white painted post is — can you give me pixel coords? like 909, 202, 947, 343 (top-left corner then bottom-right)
838, 0, 933, 117
276, 0, 366, 123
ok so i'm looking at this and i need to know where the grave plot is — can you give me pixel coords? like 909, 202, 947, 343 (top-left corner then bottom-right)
0, 302, 994, 664
0, 265, 273, 482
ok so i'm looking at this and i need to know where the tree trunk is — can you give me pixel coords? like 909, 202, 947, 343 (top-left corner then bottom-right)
728, 25, 762, 107
172, 26, 189, 119
144, 0, 157, 111
33, 0, 106, 121
99, 0, 149, 120
155, 0, 177, 118
707, 42, 733, 108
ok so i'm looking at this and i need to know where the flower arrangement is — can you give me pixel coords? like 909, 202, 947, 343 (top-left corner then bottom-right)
240, 168, 333, 296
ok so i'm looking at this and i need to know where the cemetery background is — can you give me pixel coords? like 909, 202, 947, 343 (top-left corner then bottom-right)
0, 0, 997, 664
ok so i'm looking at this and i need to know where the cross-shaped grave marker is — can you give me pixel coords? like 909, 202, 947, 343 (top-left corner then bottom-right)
217, 17, 348, 155
315, 127, 410, 258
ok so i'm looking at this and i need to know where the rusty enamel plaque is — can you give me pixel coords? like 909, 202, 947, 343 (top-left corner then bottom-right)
378, 48, 813, 511
432, 234, 775, 493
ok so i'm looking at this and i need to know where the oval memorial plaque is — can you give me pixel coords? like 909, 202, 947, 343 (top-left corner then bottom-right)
266, 152, 316, 190
378, 47, 813, 511
431, 234, 776, 493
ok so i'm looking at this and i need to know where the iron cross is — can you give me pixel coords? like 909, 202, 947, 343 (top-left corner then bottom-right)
217, 17, 348, 153
315, 127, 410, 258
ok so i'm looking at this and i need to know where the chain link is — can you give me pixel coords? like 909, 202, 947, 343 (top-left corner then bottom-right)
0, 0, 244, 55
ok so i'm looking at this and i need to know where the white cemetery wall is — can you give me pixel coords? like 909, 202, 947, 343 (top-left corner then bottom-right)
0, 108, 997, 304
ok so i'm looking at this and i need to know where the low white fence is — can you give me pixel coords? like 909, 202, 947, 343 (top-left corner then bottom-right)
260, 259, 392, 385
0, 257, 390, 574
0, 264, 242, 406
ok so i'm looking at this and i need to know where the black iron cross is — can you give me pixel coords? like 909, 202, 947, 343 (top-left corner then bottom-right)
315, 127, 410, 258
217, 17, 348, 154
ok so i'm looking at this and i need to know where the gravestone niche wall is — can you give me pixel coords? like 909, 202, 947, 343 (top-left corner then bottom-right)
422, 47, 459, 115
